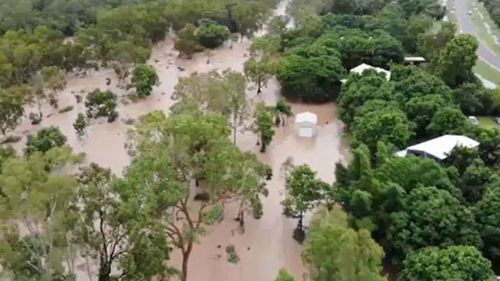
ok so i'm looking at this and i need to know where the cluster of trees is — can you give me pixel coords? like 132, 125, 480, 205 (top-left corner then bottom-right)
85, 89, 118, 123
288, 0, 443, 20
0, 2, 167, 89
334, 140, 500, 275
271, 0, 500, 280
339, 65, 477, 152
276, 138, 500, 281
301, 206, 387, 281
0, 0, 280, 140
0, 0, 151, 36
0, 0, 280, 70
255, 0, 482, 104
261, 0, 448, 102
326, 20, 500, 275
174, 21, 230, 57
172, 0, 280, 56
482, 0, 500, 28
0, 102, 273, 281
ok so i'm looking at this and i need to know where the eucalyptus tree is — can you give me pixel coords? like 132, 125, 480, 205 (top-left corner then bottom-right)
126, 109, 270, 281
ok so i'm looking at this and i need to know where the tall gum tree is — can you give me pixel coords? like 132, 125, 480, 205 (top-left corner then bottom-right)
126, 109, 270, 281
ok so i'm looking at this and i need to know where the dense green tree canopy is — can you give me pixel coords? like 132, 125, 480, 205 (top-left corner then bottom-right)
339, 72, 394, 126
196, 21, 230, 49
398, 0, 444, 18
453, 83, 500, 116
387, 186, 481, 261
132, 64, 159, 98
475, 181, 500, 261
391, 65, 452, 105
405, 94, 448, 138
351, 107, 414, 152
277, 40, 345, 102
25, 126, 67, 155
327, 28, 404, 69
399, 246, 495, 281
303, 206, 387, 281
426, 107, 471, 136
289, 0, 500, 279
437, 34, 479, 88
477, 128, 500, 166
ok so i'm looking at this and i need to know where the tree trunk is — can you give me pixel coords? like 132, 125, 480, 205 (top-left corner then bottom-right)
239, 211, 245, 227
37, 99, 43, 120
257, 76, 262, 94
98, 261, 112, 281
236, 200, 245, 227
297, 212, 303, 230
181, 244, 193, 281
232, 114, 237, 144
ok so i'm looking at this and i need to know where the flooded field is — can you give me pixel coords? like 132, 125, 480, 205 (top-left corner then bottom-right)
7, 1, 349, 280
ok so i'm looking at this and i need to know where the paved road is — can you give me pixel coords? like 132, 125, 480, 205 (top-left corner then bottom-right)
454, 0, 500, 70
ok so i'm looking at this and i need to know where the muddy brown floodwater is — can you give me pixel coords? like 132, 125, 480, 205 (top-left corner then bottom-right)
8, 0, 349, 280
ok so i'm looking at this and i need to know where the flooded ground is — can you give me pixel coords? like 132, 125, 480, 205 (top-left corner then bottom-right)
7, 0, 349, 280
185, 102, 348, 281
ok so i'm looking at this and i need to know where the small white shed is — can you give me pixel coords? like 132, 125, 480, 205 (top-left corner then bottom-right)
295, 112, 318, 138
350, 63, 391, 80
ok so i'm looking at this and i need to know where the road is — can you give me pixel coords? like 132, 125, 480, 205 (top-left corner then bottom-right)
454, 0, 500, 71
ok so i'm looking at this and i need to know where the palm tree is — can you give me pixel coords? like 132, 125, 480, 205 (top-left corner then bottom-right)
270, 97, 293, 126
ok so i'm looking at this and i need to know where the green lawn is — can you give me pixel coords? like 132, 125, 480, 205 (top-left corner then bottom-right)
477, 116, 500, 129
473, 59, 500, 88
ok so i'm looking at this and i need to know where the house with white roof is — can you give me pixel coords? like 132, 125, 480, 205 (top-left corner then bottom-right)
395, 135, 480, 162
295, 112, 318, 138
349, 63, 391, 80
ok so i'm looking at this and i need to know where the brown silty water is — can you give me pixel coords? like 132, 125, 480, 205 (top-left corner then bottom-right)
7, 1, 349, 280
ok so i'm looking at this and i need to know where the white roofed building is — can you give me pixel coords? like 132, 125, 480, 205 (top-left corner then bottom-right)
350, 63, 391, 80
396, 135, 479, 162
404, 56, 426, 63
295, 112, 318, 138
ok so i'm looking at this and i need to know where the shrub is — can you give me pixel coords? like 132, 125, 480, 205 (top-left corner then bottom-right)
197, 21, 230, 49
85, 89, 118, 122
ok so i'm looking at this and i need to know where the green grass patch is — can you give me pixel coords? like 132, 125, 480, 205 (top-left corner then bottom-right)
477, 116, 500, 129
474, 59, 500, 87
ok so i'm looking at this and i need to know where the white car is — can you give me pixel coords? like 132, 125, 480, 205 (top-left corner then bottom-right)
468, 116, 479, 126
468, 10, 472, 15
